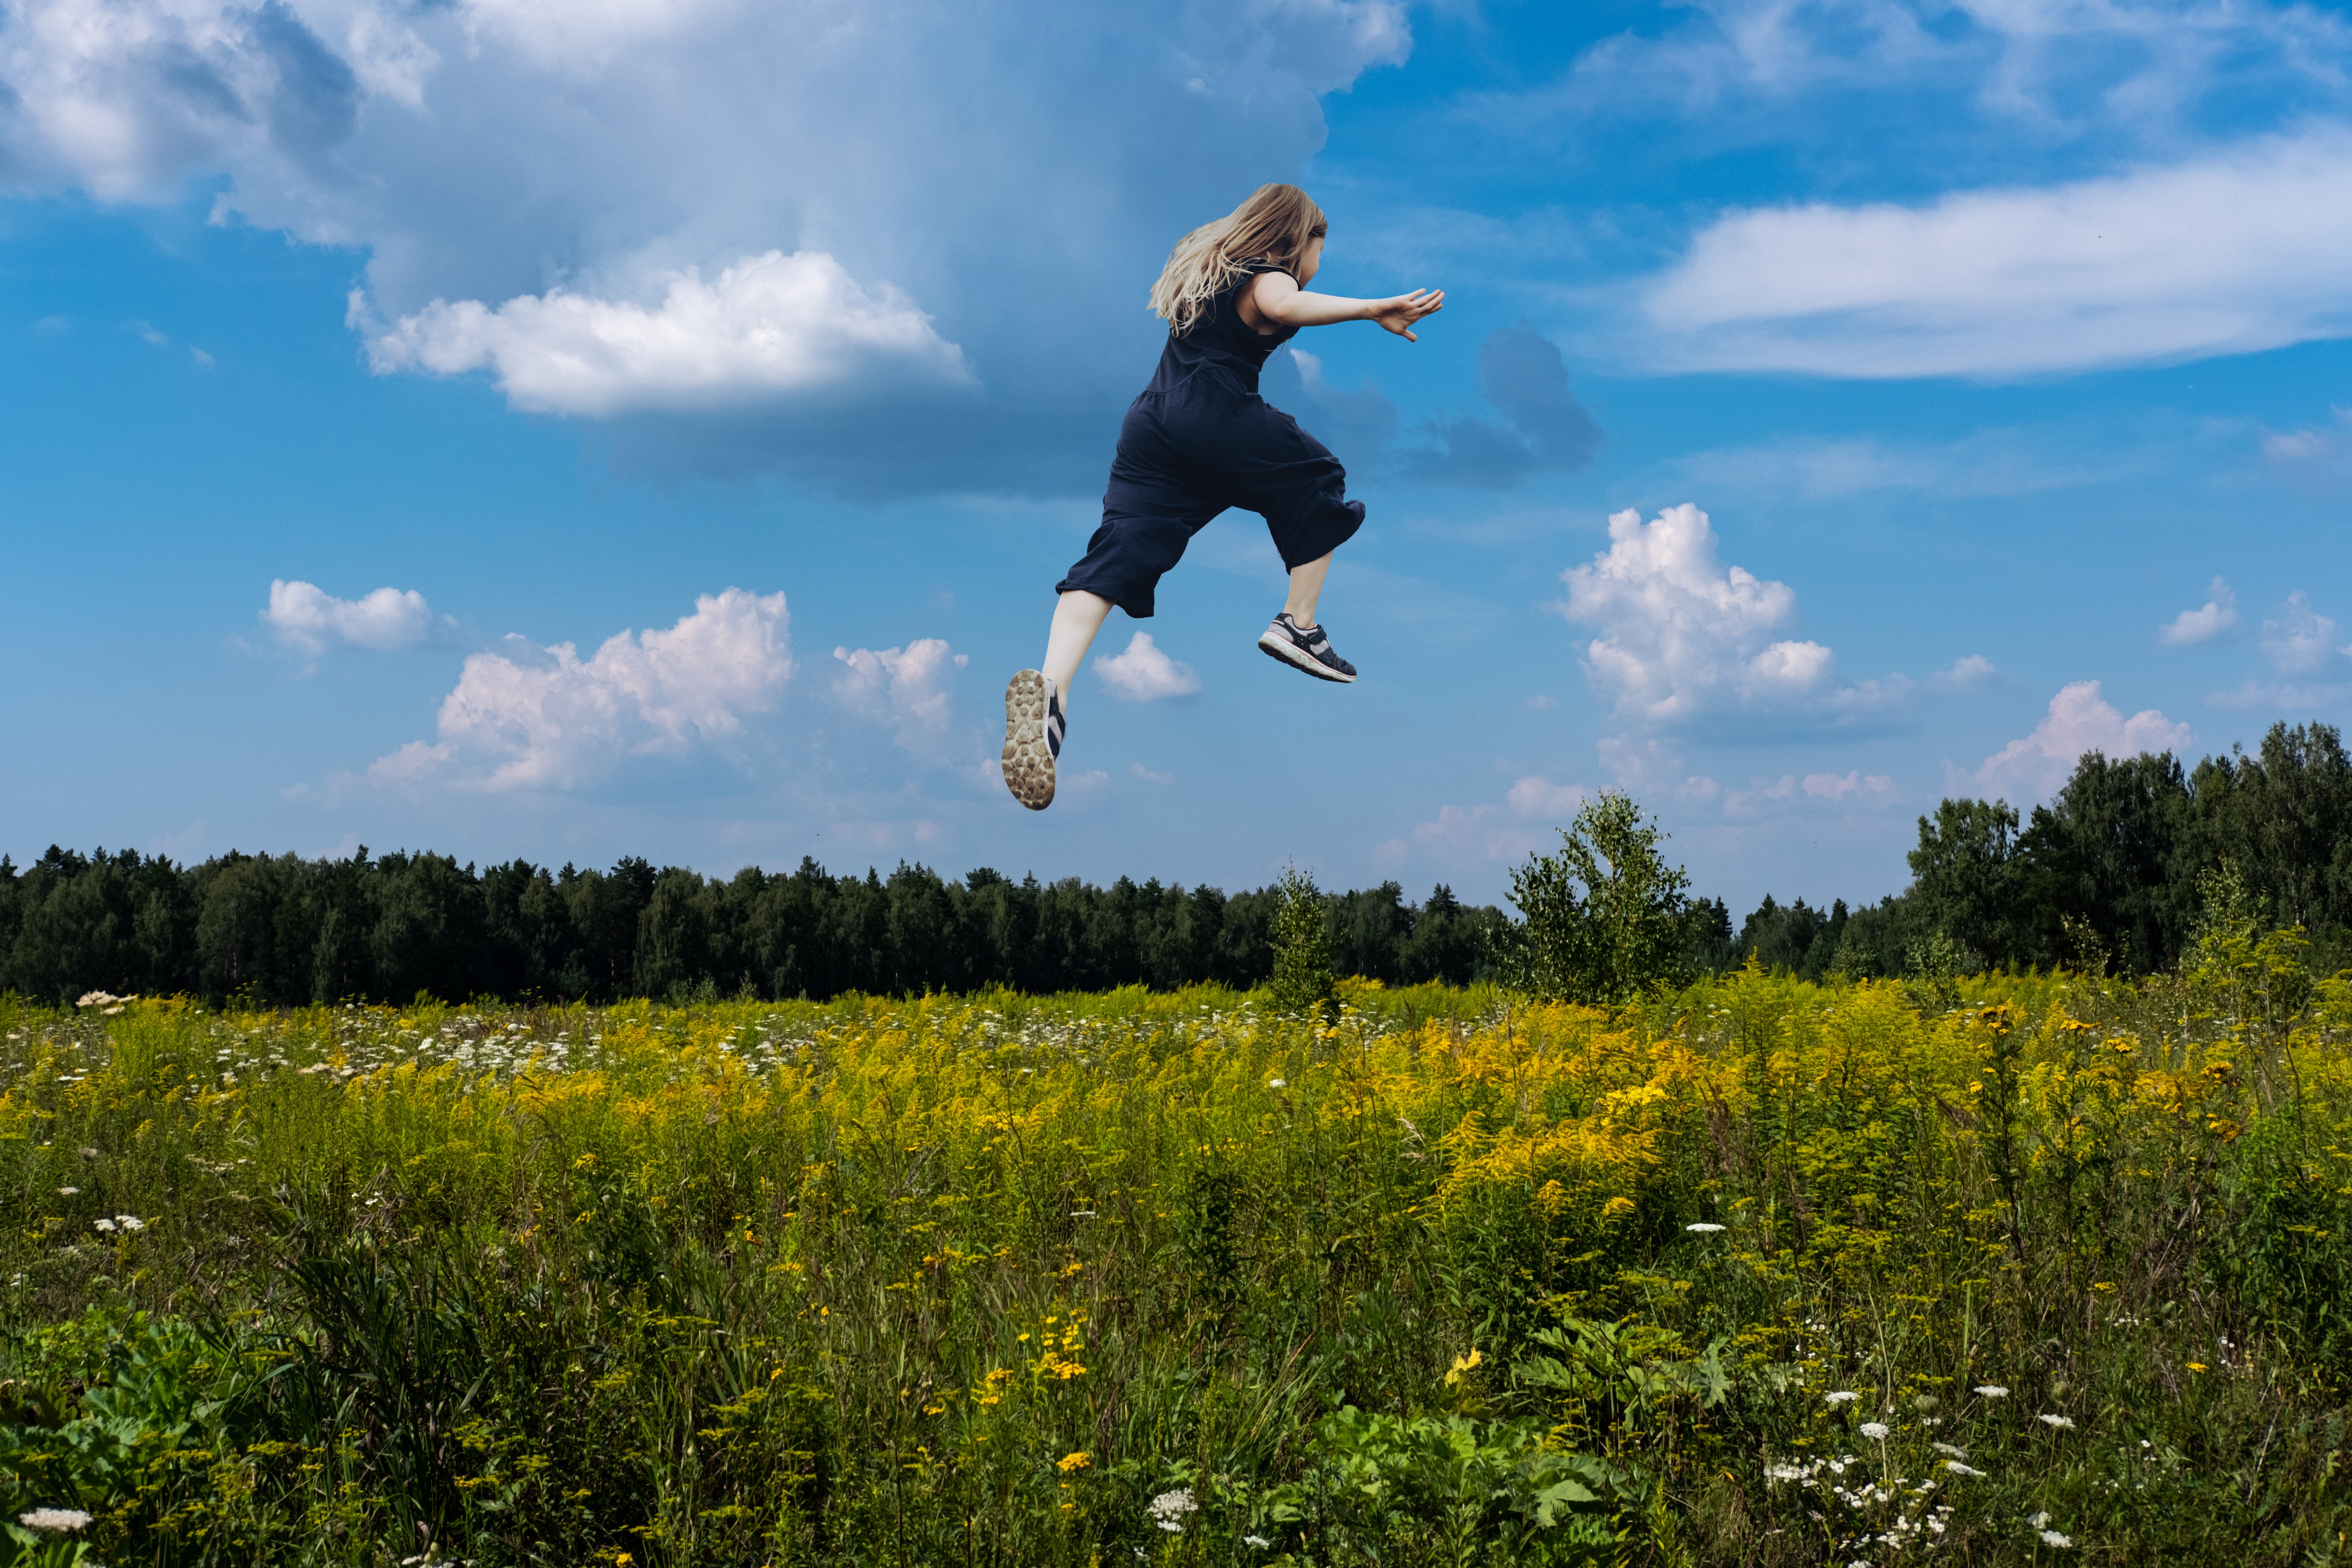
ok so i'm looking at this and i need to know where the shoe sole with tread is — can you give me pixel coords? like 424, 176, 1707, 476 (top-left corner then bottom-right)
1002, 669, 1056, 809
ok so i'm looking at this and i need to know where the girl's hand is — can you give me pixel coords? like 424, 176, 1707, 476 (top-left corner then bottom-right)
1370, 289, 1445, 341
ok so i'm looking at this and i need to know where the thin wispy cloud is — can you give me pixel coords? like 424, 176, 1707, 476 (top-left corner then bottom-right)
2259, 591, 2345, 674
1637, 132, 2352, 379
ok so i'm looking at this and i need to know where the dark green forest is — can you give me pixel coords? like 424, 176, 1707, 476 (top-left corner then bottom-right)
0, 848, 1506, 1006
1732, 719, 2352, 980
3, 720, 2346, 1006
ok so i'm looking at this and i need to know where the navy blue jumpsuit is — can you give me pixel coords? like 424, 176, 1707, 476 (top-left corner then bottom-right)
1055, 262, 1366, 618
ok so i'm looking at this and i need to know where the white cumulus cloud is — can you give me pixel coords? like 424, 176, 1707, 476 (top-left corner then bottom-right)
1974, 681, 2192, 803
365, 251, 974, 416
0, 0, 1412, 485
2160, 577, 2239, 646
832, 637, 967, 757
1094, 631, 1202, 701
1554, 503, 1837, 727
262, 579, 450, 658
1639, 130, 2352, 378
371, 587, 791, 790
2260, 591, 2343, 674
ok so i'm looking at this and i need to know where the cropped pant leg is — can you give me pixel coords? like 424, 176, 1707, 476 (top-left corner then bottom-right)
1056, 368, 1364, 619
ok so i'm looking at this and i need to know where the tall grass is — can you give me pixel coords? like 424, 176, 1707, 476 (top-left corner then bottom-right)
2, 961, 2348, 1565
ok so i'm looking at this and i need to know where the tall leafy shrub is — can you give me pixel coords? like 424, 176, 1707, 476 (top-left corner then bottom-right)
1268, 865, 1335, 1016
1496, 793, 1693, 1004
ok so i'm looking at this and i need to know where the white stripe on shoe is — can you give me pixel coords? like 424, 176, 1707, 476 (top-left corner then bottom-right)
1257, 614, 1356, 683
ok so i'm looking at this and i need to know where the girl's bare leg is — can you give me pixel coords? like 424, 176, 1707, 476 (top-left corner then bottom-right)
1283, 552, 1333, 629
1042, 589, 1114, 707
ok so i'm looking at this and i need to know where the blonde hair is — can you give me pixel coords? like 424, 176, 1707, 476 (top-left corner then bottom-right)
1148, 184, 1327, 335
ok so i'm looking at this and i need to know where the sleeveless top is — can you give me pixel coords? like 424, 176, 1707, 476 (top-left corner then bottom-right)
1143, 260, 1299, 397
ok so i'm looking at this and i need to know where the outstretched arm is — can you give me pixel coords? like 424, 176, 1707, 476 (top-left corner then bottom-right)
1245, 273, 1446, 341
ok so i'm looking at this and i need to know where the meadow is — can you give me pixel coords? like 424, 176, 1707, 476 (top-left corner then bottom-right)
4, 944, 2350, 1565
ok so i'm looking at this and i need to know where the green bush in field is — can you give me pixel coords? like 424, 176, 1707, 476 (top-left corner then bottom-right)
1269, 866, 1336, 1018
1495, 792, 1695, 1004
4, 936, 2352, 1564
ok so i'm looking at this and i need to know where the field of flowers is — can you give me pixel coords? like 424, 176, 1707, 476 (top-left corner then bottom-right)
4, 946, 2351, 1565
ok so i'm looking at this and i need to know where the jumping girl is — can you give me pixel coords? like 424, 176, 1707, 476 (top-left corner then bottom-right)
1001, 183, 1444, 811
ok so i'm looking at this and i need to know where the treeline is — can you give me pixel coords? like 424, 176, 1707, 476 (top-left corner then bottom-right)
0, 850, 1508, 1007
8, 719, 2344, 1004
1732, 720, 2352, 979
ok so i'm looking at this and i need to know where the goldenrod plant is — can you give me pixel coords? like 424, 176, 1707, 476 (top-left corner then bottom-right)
3, 949, 2351, 1563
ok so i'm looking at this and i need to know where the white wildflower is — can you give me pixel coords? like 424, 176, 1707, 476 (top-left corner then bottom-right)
2038, 1413, 2075, 1430
115, 1215, 144, 1231
1686, 1222, 1726, 1232
1974, 1385, 2009, 1398
93, 1218, 116, 1233
1860, 1421, 1891, 1440
1244, 1535, 1272, 1549
1267, 1079, 1286, 1089
57, 1187, 78, 1196
2040, 1530, 2073, 1547
1826, 1390, 1860, 1405
1945, 1461, 1985, 1477
18, 1508, 93, 1532
2029, 1512, 2050, 1528
1931, 1442, 1967, 1458
1148, 1487, 1197, 1533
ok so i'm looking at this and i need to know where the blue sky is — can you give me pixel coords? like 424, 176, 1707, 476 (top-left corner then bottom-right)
4, 0, 2350, 914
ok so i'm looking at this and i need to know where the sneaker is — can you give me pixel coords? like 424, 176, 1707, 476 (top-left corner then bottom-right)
1002, 669, 1064, 810
1257, 612, 1357, 684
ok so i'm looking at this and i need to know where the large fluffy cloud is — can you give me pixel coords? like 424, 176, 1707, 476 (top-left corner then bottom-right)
1554, 503, 1837, 727
0, 0, 1411, 483
366, 251, 974, 415
1550, 504, 1994, 741
1637, 130, 2352, 379
371, 587, 791, 790
1973, 680, 2192, 802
